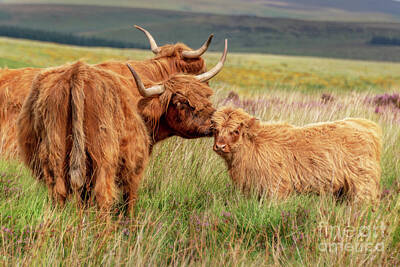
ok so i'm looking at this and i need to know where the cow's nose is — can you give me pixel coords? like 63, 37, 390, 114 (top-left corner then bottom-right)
213, 143, 226, 152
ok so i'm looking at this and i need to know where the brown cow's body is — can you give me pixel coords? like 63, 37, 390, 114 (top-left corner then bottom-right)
212, 107, 382, 202
0, 68, 41, 157
17, 61, 150, 210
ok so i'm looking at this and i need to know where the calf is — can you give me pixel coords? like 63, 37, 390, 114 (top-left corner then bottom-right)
212, 107, 382, 201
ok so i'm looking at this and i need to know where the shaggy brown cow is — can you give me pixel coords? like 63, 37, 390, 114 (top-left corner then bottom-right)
212, 107, 382, 202
17, 62, 150, 210
0, 68, 41, 156
17, 43, 227, 213
0, 25, 213, 158
97, 25, 213, 81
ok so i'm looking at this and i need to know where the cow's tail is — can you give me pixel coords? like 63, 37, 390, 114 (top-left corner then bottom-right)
69, 62, 86, 192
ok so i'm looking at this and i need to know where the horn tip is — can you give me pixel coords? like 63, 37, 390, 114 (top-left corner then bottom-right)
134, 25, 143, 30
206, 34, 214, 45
207, 34, 214, 44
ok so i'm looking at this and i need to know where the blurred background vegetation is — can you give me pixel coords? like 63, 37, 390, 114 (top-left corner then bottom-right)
1, 1, 400, 61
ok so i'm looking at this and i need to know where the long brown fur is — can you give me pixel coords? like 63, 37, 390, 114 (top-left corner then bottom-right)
0, 68, 41, 158
212, 107, 382, 202
0, 42, 206, 158
17, 61, 150, 211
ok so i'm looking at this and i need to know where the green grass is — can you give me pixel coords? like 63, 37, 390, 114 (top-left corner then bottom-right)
2, 4, 400, 62
0, 57, 32, 68
0, 37, 400, 265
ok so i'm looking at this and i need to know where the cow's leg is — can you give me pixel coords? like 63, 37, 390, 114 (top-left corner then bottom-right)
120, 139, 148, 216
93, 162, 117, 214
39, 143, 67, 206
352, 177, 380, 203
121, 165, 142, 216
348, 160, 381, 203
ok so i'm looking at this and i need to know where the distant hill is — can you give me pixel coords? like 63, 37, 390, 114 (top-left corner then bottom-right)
2, 4, 400, 62
282, 0, 400, 16
1, 0, 399, 22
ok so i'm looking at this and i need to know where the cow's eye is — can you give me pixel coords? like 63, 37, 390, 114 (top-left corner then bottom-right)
176, 101, 186, 110
233, 129, 240, 135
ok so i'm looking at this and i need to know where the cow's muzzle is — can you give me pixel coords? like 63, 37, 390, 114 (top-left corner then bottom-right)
213, 142, 230, 153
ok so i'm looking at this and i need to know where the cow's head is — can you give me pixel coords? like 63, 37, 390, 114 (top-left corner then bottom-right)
135, 25, 212, 75
211, 106, 258, 157
127, 40, 228, 143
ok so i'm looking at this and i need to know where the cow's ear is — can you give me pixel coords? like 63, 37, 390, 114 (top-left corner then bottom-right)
243, 118, 258, 139
137, 97, 164, 121
245, 118, 258, 128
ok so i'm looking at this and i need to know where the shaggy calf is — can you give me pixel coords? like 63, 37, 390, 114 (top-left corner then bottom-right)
212, 107, 382, 201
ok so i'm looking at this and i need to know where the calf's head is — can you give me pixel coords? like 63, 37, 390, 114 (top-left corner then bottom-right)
127, 39, 228, 142
212, 107, 258, 155
135, 25, 213, 75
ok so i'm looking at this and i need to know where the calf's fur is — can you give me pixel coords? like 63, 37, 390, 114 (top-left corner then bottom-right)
212, 107, 382, 201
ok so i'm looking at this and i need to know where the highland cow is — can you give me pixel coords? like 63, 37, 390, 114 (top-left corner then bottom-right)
17, 42, 227, 213
212, 107, 382, 202
17, 61, 150, 211
1, 25, 214, 158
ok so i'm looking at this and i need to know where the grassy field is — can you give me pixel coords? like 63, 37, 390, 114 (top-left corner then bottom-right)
2, 4, 400, 62
0, 37, 400, 265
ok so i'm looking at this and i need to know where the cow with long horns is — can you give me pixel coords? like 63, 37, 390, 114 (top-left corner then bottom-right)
0, 25, 215, 158
17, 41, 227, 213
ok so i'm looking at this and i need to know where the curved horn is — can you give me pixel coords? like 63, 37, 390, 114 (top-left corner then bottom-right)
127, 64, 165, 97
182, 34, 214, 59
195, 39, 228, 82
134, 25, 161, 54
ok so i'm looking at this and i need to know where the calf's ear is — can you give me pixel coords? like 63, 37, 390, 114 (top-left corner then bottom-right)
245, 118, 258, 128
239, 117, 257, 130
243, 118, 258, 139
